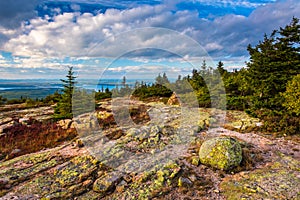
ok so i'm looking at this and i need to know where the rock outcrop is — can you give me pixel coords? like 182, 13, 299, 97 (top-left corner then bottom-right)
1, 100, 299, 199
220, 154, 300, 199
167, 92, 180, 105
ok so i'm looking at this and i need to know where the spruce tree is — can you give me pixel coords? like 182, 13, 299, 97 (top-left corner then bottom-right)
246, 17, 300, 110
54, 66, 77, 119
155, 73, 163, 85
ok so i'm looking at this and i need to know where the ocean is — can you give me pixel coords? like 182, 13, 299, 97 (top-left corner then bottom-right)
0, 79, 142, 100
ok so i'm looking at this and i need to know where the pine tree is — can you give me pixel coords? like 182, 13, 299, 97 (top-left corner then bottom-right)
217, 61, 227, 77
54, 66, 77, 119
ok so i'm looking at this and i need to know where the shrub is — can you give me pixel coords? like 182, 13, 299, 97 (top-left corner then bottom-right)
132, 84, 173, 100
281, 74, 300, 116
255, 109, 300, 136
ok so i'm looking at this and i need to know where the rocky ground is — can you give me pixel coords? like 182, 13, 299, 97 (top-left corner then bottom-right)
0, 99, 299, 199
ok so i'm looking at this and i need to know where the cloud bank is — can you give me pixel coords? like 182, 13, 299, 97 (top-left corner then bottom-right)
0, 0, 299, 78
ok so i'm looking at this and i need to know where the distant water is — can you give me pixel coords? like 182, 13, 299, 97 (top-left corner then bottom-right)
0, 79, 152, 100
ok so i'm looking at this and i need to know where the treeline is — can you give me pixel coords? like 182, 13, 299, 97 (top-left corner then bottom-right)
0, 92, 61, 107
111, 18, 300, 135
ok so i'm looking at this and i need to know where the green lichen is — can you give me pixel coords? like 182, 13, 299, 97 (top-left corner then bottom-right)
54, 156, 98, 187
191, 156, 200, 166
220, 156, 300, 199
93, 171, 122, 195
0, 151, 62, 196
7, 155, 99, 199
106, 160, 181, 200
0, 150, 51, 171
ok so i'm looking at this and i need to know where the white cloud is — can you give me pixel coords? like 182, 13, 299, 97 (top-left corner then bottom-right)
189, 0, 273, 8
205, 42, 223, 51
3, 6, 205, 59
102, 64, 192, 79
0, 0, 299, 76
71, 4, 81, 11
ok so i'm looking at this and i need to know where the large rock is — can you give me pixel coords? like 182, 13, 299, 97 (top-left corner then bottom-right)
167, 92, 180, 105
58, 119, 73, 129
199, 137, 242, 170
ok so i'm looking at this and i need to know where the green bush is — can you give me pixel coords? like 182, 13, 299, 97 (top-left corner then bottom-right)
227, 96, 249, 110
6, 98, 26, 104
95, 90, 112, 100
132, 84, 173, 100
255, 109, 300, 135
282, 74, 300, 116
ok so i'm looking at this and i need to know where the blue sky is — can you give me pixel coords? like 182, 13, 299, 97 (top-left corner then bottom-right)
0, 0, 299, 79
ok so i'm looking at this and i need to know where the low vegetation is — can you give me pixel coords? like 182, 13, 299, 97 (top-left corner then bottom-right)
0, 119, 77, 160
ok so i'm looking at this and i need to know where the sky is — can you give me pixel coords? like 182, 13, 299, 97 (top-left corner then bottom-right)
0, 0, 299, 79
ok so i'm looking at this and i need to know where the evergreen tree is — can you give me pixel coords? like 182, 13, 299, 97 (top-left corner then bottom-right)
54, 66, 77, 119
246, 17, 300, 110
244, 17, 300, 135
155, 73, 163, 85
176, 75, 182, 82
217, 61, 227, 77
122, 76, 126, 87
162, 72, 170, 84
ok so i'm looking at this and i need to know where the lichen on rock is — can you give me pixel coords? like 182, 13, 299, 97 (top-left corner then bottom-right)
199, 137, 242, 170
93, 171, 123, 195
220, 155, 300, 199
